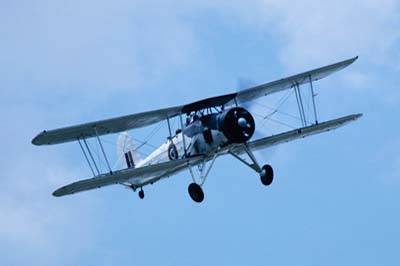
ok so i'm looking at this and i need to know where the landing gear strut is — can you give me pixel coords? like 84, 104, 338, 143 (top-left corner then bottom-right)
188, 183, 204, 203
186, 153, 219, 203
260, 164, 274, 186
229, 145, 275, 187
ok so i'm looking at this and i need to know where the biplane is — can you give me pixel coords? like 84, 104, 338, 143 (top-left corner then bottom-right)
32, 57, 362, 203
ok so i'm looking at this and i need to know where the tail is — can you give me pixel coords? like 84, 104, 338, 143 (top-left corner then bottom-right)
116, 132, 142, 169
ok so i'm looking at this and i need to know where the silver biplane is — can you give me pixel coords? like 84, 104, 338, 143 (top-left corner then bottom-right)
32, 57, 362, 203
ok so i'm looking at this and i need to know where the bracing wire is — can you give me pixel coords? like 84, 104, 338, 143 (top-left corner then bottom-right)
252, 111, 296, 130
254, 92, 312, 125
102, 120, 165, 152
251, 86, 316, 131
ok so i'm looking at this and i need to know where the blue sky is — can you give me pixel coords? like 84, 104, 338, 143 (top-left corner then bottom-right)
1, 1, 400, 265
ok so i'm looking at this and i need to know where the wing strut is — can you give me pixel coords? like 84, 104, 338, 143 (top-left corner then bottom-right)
166, 116, 173, 139
179, 113, 188, 157
293, 82, 307, 127
94, 127, 112, 174
309, 75, 319, 124
80, 137, 101, 176
78, 138, 97, 176
78, 131, 113, 176
292, 75, 320, 127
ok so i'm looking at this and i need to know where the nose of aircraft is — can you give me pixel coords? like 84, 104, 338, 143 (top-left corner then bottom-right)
238, 117, 247, 128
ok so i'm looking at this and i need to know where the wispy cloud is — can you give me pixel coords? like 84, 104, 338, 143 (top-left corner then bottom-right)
201, 0, 400, 107
204, 0, 400, 68
0, 0, 200, 100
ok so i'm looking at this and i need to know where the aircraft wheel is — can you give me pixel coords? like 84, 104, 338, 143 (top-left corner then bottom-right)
188, 183, 204, 203
260, 164, 274, 186
168, 143, 179, 160
138, 189, 145, 199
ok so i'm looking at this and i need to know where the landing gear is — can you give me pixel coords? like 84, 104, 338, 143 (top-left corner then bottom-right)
168, 143, 179, 160
260, 164, 274, 186
188, 183, 204, 203
229, 145, 274, 187
186, 152, 218, 203
138, 188, 145, 199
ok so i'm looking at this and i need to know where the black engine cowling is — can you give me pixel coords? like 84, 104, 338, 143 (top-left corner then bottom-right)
217, 107, 255, 143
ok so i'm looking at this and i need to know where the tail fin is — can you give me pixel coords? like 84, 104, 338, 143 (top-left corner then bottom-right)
116, 132, 142, 169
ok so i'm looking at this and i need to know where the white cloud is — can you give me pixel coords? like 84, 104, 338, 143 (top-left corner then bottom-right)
199, 0, 400, 108
205, 0, 400, 112
375, 140, 400, 185
204, 0, 400, 69
0, 2, 206, 263
0, 102, 98, 264
3, 0, 398, 101
0, 0, 200, 99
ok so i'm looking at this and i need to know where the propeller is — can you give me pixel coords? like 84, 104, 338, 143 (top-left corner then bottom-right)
237, 78, 270, 138
218, 107, 255, 143
237, 78, 257, 110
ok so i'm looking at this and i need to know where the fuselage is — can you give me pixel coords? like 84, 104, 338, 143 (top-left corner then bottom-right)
135, 107, 255, 168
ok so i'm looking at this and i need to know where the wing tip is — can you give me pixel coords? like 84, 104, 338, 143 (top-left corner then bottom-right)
31, 130, 47, 146
350, 55, 359, 63
341, 113, 362, 124
339, 113, 362, 126
52, 185, 71, 197
52, 189, 63, 197
341, 56, 358, 67
352, 113, 363, 120
31, 137, 40, 146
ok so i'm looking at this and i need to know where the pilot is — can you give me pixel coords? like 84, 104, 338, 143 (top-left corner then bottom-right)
183, 115, 203, 138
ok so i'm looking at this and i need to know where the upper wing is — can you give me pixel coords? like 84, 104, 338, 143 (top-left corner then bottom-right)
231, 114, 362, 154
53, 155, 204, 197
32, 57, 357, 146
234, 56, 358, 104
32, 106, 183, 145
32, 94, 237, 146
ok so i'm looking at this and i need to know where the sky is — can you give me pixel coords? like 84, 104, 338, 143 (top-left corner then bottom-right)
1, 0, 400, 265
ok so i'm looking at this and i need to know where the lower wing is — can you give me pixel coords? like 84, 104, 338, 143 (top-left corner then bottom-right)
231, 114, 362, 154
53, 155, 204, 197
53, 114, 361, 197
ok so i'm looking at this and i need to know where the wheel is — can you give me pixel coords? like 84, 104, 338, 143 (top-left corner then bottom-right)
168, 143, 179, 160
138, 189, 145, 199
260, 164, 274, 186
188, 183, 204, 203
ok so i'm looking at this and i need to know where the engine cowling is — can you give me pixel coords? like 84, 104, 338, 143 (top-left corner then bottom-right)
217, 107, 255, 143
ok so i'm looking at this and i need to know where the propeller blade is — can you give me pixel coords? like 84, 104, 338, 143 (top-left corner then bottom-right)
237, 78, 257, 92
237, 78, 258, 111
